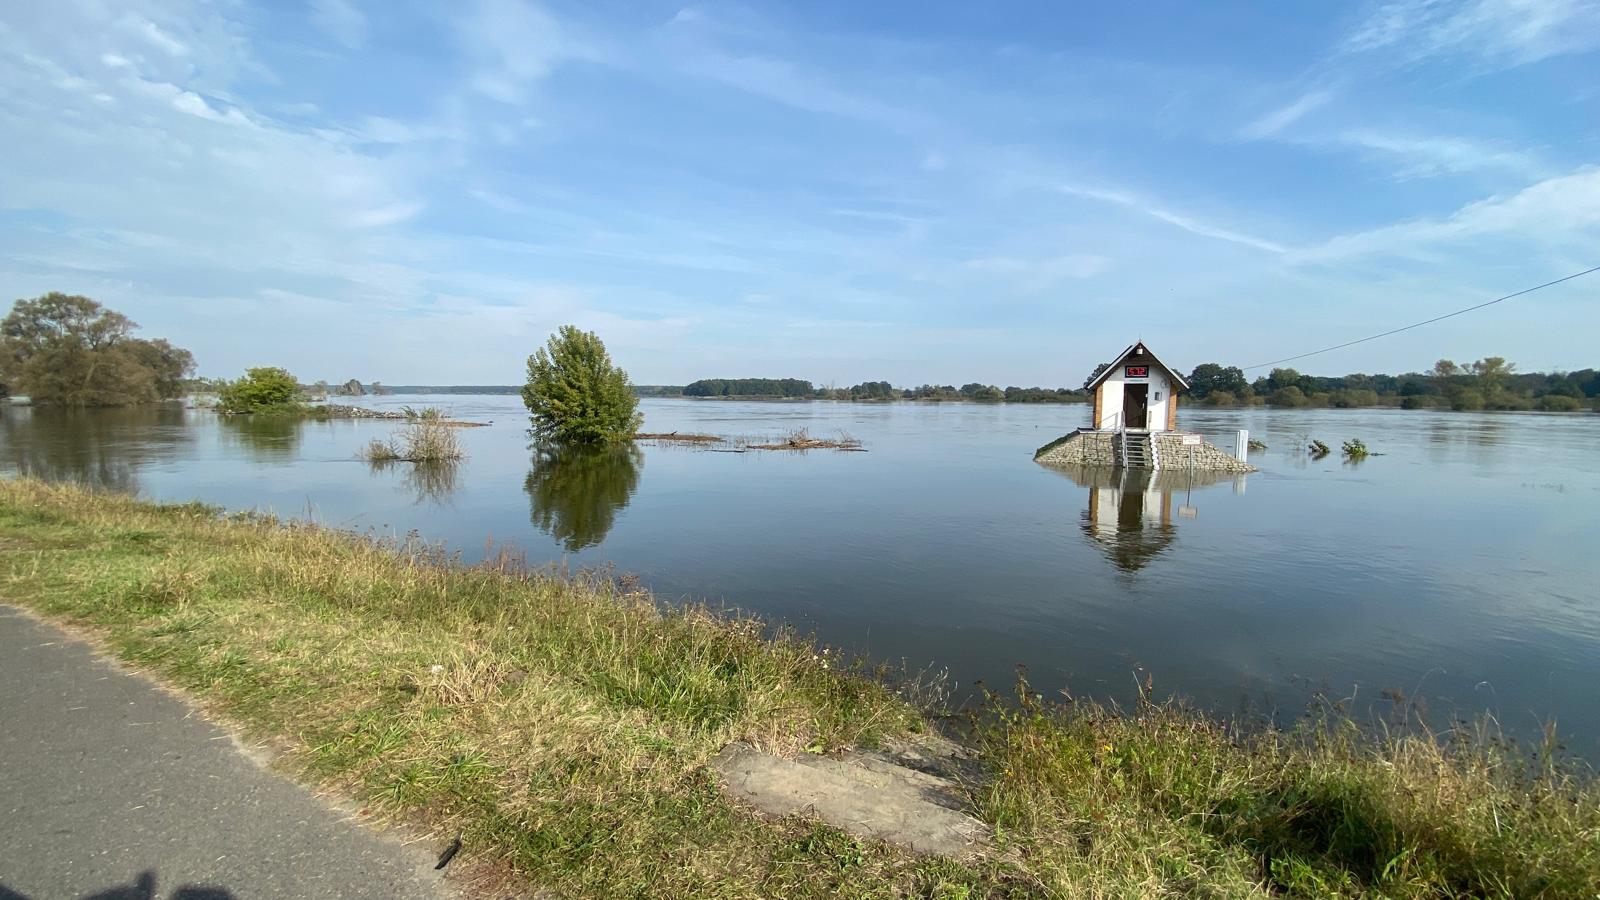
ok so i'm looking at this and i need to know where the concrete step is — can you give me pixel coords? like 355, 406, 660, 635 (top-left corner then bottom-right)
712, 743, 990, 860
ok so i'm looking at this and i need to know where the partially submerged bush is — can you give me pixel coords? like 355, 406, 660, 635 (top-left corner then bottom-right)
1309, 439, 1330, 457
359, 415, 465, 463
216, 367, 302, 414
1343, 438, 1370, 459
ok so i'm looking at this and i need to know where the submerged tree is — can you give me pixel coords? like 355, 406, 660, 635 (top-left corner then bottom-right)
216, 367, 302, 414
522, 326, 641, 445
0, 293, 194, 406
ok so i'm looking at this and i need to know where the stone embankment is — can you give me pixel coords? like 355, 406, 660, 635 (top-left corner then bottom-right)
1034, 429, 1255, 472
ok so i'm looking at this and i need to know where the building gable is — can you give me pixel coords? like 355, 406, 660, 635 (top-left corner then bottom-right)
1085, 342, 1189, 393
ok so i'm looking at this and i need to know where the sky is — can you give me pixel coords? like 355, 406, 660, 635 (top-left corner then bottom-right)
0, 0, 1597, 386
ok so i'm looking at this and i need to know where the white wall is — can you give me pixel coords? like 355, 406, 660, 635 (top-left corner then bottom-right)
1096, 362, 1173, 431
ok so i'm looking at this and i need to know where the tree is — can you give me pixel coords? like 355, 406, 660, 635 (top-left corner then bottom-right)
124, 338, 195, 400
522, 326, 642, 445
0, 292, 194, 406
1083, 362, 1110, 391
1468, 356, 1514, 391
1186, 363, 1250, 400
1267, 385, 1307, 407
216, 367, 302, 414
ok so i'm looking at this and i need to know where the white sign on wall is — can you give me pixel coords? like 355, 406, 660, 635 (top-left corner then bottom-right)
1181, 434, 1202, 446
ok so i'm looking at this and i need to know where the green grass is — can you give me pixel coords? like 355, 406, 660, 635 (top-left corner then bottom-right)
1, 478, 1596, 898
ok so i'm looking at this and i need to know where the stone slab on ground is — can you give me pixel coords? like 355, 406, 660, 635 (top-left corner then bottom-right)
711, 743, 990, 860
0, 605, 454, 900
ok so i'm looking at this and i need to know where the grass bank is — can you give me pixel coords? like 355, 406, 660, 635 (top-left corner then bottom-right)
1, 479, 1595, 898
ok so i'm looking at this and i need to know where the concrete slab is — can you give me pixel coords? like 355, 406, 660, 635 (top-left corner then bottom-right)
711, 743, 990, 860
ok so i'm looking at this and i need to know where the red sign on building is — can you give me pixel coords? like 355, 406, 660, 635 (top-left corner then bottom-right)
1125, 365, 1149, 378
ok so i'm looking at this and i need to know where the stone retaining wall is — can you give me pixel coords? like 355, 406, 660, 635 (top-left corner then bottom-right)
1033, 429, 1255, 473
1151, 433, 1256, 473
1034, 429, 1117, 466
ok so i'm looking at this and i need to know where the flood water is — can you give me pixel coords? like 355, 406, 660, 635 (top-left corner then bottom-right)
4, 397, 1598, 754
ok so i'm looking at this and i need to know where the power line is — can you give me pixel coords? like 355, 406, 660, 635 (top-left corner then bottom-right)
1240, 265, 1600, 371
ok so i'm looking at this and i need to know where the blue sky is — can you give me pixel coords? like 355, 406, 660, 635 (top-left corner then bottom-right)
1, 1, 1596, 385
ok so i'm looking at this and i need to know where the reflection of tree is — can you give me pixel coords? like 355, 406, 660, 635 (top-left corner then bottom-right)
217, 414, 302, 458
524, 444, 642, 551
0, 405, 193, 493
367, 458, 462, 506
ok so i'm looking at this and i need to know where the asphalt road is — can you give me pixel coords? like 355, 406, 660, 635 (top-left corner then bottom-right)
0, 606, 454, 900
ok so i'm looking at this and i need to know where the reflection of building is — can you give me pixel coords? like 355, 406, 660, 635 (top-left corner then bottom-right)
1045, 464, 1238, 573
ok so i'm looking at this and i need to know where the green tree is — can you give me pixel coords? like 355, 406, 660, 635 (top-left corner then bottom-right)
1469, 356, 1514, 392
216, 367, 302, 414
1267, 385, 1308, 407
0, 292, 194, 406
1186, 363, 1251, 400
522, 326, 642, 445
1083, 362, 1111, 391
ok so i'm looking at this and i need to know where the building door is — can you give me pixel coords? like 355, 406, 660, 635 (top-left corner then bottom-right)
1123, 384, 1148, 428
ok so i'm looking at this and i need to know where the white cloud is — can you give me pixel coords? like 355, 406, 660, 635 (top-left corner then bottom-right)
128, 16, 189, 57
1056, 184, 1288, 254
348, 201, 425, 228
1344, 0, 1600, 67
1336, 130, 1542, 178
1295, 168, 1600, 260
456, 0, 569, 104
310, 0, 368, 49
964, 254, 1112, 292
1239, 90, 1334, 139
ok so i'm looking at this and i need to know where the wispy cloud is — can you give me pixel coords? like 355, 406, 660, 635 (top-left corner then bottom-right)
310, 0, 368, 49
1055, 184, 1288, 254
963, 254, 1113, 293
1295, 167, 1600, 261
1336, 129, 1544, 179
1239, 90, 1334, 139
455, 0, 573, 104
1343, 0, 1600, 68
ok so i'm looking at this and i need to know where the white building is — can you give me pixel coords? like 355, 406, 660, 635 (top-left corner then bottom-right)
1084, 341, 1187, 432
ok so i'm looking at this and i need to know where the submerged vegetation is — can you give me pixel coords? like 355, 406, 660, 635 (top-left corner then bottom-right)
523, 325, 641, 446
0, 293, 194, 406
359, 407, 466, 463
2, 479, 1596, 898
215, 366, 304, 414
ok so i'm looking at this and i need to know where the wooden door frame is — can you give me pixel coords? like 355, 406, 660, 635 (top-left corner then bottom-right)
1123, 384, 1148, 429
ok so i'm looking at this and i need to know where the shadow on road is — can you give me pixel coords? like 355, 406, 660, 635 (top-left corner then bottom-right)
1, 870, 234, 899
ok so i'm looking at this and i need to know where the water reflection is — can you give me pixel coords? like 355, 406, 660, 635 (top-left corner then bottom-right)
1046, 465, 1238, 573
368, 458, 462, 506
0, 404, 192, 492
217, 414, 302, 459
524, 444, 642, 551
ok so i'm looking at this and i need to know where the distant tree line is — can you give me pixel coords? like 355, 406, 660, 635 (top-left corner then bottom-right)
1184, 358, 1598, 412
672, 377, 1089, 403
683, 378, 815, 398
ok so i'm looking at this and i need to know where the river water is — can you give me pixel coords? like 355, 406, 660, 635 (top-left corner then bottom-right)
4, 397, 1597, 754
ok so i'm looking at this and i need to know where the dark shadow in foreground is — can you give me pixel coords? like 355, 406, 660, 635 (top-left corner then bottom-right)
1, 870, 233, 899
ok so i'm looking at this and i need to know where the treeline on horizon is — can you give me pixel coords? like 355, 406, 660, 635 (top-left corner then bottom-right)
632, 357, 1600, 412
1189, 357, 1600, 412
672, 378, 1089, 403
